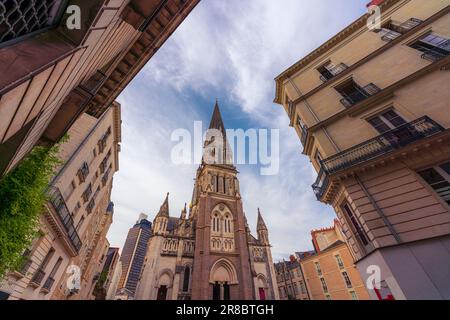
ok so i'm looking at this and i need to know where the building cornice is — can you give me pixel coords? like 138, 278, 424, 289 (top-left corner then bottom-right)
273, 0, 405, 105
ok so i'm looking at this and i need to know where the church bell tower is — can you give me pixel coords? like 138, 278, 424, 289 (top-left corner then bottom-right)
190, 101, 255, 300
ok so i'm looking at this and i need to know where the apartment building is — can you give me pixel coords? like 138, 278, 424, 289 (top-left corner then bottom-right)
101, 247, 122, 300
298, 221, 370, 300
1, 102, 121, 300
274, 0, 450, 299
275, 257, 309, 300
0, 0, 199, 177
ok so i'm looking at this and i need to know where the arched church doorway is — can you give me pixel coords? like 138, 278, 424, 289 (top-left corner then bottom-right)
209, 258, 238, 300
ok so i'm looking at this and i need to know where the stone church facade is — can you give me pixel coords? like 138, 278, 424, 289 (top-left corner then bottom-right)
134, 103, 279, 300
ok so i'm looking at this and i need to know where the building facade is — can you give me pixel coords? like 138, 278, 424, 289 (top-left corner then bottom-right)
274, 0, 450, 299
274, 257, 310, 300
298, 221, 370, 300
134, 103, 279, 301
117, 214, 152, 297
1, 102, 121, 300
0, 0, 199, 177
94, 246, 122, 300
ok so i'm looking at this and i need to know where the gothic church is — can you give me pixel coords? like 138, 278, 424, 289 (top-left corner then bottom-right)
135, 102, 279, 300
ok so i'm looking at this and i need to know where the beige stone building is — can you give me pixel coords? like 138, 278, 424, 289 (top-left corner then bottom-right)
104, 248, 122, 300
274, 257, 309, 300
274, 0, 450, 299
135, 103, 279, 301
1, 103, 121, 300
298, 221, 370, 300
0, 0, 199, 177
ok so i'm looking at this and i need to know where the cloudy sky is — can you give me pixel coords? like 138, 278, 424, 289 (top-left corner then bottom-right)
107, 0, 368, 260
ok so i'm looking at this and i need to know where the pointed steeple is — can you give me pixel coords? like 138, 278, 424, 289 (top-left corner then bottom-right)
180, 203, 187, 220
257, 208, 268, 231
203, 100, 233, 166
156, 192, 170, 218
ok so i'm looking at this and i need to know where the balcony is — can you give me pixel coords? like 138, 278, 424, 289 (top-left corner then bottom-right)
41, 276, 55, 293
380, 18, 423, 42
30, 269, 45, 287
319, 63, 349, 82
48, 187, 82, 252
421, 40, 450, 62
0, 0, 67, 47
339, 83, 381, 108
312, 117, 445, 200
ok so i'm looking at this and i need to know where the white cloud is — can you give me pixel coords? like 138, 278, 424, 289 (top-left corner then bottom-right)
108, 0, 368, 260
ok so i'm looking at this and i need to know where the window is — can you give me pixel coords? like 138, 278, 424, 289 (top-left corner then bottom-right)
93, 148, 97, 158
342, 271, 352, 288
183, 266, 190, 292
77, 162, 89, 183
410, 33, 450, 61
73, 202, 81, 216
335, 254, 344, 269
317, 61, 348, 82
317, 61, 335, 81
368, 109, 407, 134
374, 18, 422, 42
293, 282, 298, 294
342, 203, 369, 247
76, 215, 85, 232
320, 277, 328, 293
81, 184, 92, 203
314, 149, 323, 166
297, 116, 308, 146
299, 281, 306, 294
336, 79, 380, 108
314, 261, 322, 276
418, 162, 450, 205
349, 290, 358, 300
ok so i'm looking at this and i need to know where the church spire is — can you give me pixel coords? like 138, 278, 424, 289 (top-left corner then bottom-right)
180, 202, 187, 220
156, 192, 170, 218
257, 208, 268, 231
209, 99, 226, 136
203, 100, 233, 166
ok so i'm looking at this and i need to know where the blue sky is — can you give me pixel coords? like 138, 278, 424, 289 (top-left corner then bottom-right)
108, 0, 368, 260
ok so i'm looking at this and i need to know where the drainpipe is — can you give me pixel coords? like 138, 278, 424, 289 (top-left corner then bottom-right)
355, 174, 402, 244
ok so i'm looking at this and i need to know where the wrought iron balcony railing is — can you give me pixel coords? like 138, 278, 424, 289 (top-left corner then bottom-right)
42, 276, 55, 292
380, 18, 423, 42
0, 0, 67, 47
30, 269, 45, 286
48, 187, 82, 252
340, 83, 381, 108
319, 63, 349, 82
312, 116, 444, 200
421, 40, 450, 62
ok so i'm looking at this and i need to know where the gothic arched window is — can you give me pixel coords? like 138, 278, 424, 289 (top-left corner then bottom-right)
210, 204, 234, 252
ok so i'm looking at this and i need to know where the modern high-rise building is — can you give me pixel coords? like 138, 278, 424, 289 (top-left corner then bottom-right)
117, 214, 152, 297
134, 103, 279, 301
274, 0, 450, 299
0, 0, 199, 177
1, 102, 121, 300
